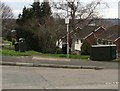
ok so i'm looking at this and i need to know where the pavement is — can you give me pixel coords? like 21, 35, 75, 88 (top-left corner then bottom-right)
0, 55, 119, 69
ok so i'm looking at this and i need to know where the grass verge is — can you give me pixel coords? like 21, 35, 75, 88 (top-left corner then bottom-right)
0, 48, 31, 56
3, 40, 14, 49
28, 50, 90, 59
112, 59, 120, 62
1, 49, 119, 61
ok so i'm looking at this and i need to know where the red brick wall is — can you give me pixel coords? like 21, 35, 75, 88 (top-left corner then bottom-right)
86, 34, 96, 44
114, 38, 120, 53
86, 27, 105, 44
94, 27, 105, 36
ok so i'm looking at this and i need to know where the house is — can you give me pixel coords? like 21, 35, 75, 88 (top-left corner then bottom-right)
114, 37, 120, 53
75, 26, 105, 54
82, 26, 105, 44
58, 25, 106, 54
97, 25, 120, 58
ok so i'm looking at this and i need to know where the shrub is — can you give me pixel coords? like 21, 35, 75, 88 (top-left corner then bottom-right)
81, 40, 91, 55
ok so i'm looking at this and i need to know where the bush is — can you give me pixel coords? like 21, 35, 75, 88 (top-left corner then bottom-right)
81, 40, 91, 55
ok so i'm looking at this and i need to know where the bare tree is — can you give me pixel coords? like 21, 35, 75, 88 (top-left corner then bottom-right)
0, 1, 15, 39
52, 0, 108, 54
0, 1, 14, 19
53, 13, 67, 47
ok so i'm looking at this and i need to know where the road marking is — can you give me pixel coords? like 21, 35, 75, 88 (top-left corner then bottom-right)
32, 57, 70, 61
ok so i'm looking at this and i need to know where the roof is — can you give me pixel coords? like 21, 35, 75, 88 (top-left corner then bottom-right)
76, 26, 101, 39
61, 26, 98, 39
97, 25, 120, 41
115, 37, 120, 42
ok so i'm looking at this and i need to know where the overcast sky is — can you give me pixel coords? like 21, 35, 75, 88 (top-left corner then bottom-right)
1, 0, 119, 18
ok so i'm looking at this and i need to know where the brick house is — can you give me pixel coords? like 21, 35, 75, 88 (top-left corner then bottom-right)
114, 37, 120, 53
84, 26, 105, 44
57, 25, 105, 54
97, 25, 120, 58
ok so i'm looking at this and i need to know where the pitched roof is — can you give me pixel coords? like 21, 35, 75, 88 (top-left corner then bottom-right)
97, 25, 120, 41
76, 26, 100, 39
115, 37, 120, 42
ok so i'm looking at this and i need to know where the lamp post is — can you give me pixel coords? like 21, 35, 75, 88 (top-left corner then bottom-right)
65, 3, 69, 58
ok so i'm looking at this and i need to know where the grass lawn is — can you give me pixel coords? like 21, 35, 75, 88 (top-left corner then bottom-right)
1, 39, 31, 56
2, 40, 14, 49
0, 48, 31, 56
28, 50, 90, 59
1, 48, 120, 61
0, 49, 90, 59
1, 40, 119, 60
112, 59, 120, 62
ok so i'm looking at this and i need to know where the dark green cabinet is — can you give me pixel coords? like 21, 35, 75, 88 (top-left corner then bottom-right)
90, 45, 116, 61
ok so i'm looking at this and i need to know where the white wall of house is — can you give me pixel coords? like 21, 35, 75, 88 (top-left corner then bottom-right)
74, 39, 83, 51
57, 39, 83, 51
56, 39, 62, 48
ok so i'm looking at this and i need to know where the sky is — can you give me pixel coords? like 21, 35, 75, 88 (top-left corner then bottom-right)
1, 0, 119, 18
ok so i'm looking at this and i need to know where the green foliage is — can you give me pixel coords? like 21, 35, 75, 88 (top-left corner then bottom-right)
31, 2, 41, 18
41, 2, 52, 17
81, 40, 91, 55
16, 29, 39, 51
16, 2, 52, 25
16, 1, 56, 54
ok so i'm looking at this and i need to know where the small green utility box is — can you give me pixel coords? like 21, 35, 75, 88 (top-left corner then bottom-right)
19, 38, 26, 52
62, 43, 67, 54
14, 42, 19, 51
90, 45, 116, 61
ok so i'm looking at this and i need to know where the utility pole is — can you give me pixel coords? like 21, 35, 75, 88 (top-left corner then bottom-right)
65, 2, 69, 58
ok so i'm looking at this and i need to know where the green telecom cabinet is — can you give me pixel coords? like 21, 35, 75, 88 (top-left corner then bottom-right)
90, 45, 116, 61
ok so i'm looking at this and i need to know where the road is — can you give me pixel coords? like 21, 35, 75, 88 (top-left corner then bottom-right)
2, 65, 119, 89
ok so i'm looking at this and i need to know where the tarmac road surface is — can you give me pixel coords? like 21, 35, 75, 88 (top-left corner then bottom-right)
2, 65, 119, 89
